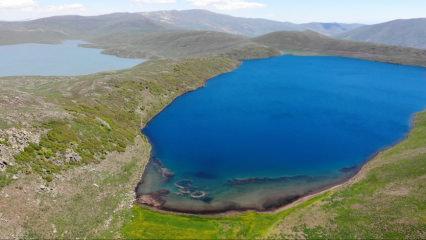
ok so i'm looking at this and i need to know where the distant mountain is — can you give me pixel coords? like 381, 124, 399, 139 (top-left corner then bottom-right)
139, 9, 362, 37
0, 13, 177, 40
0, 10, 363, 44
139, 9, 302, 36
301, 22, 365, 36
339, 18, 426, 49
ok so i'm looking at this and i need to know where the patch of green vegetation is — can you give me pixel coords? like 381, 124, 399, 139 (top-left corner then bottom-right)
122, 193, 329, 239
0, 174, 12, 188
0, 164, 21, 188
0, 137, 9, 146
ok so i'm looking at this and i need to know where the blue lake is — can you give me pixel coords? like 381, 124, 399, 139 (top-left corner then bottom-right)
138, 56, 426, 213
0, 41, 142, 76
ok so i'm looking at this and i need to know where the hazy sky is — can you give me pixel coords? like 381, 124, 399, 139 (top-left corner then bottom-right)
1, 0, 425, 23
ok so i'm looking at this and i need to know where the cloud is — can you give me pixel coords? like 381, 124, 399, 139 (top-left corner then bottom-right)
132, 0, 176, 4
0, 1, 87, 20
187, 0, 265, 10
41, 4, 86, 13
0, 0, 36, 9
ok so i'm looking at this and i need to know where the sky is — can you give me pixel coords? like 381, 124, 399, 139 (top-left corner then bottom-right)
0, 0, 425, 24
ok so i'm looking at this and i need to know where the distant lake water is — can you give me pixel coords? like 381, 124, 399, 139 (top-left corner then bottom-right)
138, 56, 426, 213
0, 40, 142, 76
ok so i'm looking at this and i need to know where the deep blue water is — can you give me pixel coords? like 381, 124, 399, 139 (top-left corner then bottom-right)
138, 56, 426, 213
0, 41, 142, 76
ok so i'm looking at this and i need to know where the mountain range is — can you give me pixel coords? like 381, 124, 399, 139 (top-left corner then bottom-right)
0, 9, 362, 39
0, 9, 425, 50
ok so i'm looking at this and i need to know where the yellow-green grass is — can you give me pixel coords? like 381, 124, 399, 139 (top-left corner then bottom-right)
123, 193, 329, 239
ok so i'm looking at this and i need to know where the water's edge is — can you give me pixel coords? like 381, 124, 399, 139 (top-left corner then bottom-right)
134, 55, 424, 215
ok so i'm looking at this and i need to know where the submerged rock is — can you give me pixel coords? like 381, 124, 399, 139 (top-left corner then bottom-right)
190, 191, 207, 199
151, 159, 175, 181
160, 167, 174, 178
173, 179, 209, 201
227, 175, 313, 185
136, 189, 170, 208
174, 179, 193, 189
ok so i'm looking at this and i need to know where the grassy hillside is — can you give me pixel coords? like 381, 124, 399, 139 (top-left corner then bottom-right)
340, 18, 426, 49
85, 30, 279, 59
0, 57, 240, 238
254, 30, 426, 67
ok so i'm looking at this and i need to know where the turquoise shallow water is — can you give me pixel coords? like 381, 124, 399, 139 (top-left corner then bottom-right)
139, 55, 426, 213
0, 40, 142, 76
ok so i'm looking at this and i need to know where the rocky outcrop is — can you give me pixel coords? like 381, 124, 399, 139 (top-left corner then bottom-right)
63, 149, 82, 163
0, 128, 42, 170
53, 148, 82, 165
96, 117, 111, 130
0, 160, 8, 170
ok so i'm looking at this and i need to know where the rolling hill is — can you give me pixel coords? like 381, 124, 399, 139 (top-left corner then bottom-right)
340, 18, 426, 49
85, 30, 279, 59
254, 30, 426, 67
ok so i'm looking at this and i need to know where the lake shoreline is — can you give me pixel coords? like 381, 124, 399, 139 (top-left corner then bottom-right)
134, 54, 426, 216
135, 117, 419, 216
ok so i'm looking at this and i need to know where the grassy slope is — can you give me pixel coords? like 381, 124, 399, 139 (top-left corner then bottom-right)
83, 30, 280, 60
0, 57, 240, 238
